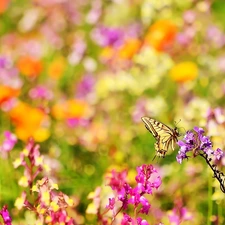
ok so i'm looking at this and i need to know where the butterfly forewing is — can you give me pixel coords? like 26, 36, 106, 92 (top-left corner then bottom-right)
141, 117, 179, 157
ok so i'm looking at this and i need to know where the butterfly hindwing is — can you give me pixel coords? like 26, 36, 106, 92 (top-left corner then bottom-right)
141, 117, 179, 157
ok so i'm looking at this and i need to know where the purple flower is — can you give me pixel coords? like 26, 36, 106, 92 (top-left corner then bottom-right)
0, 205, 12, 225
176, 150, 188, 164
193, 126, 204, 136
0, 131, 17, 153
0, 56, 8, 68
214, 148, 224, 160
177, 127, 223, 163
76, 74, 95, 98
91, 26, 124, 47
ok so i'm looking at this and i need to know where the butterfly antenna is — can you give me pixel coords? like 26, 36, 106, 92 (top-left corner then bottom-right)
174, 119, 181, 126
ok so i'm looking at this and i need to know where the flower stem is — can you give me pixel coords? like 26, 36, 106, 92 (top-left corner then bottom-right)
199, 153, 225, 193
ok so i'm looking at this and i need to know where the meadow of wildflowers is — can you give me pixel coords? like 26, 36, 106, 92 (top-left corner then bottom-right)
1, 0, 225, 224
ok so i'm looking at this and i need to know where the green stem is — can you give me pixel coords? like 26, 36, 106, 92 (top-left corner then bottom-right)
207, 167, 213, 225
218, 201, 223, 225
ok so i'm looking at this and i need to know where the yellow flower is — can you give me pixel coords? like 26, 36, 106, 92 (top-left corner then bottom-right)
31, 184, 38, 192
100, 46, 114, 60
42, 191, 50, 206
52, 99, 89, 120
50, 201, 59, 212
15, 197, 24, 210
13, 157, 23, 168
15, 193, 26, 210
170, 61, 198, 82
48, 56, 66, 80
18, 176, 29, 187
118, 38, 142, 59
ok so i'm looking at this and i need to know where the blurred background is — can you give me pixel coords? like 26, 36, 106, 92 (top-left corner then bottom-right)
0, 0, 225, 224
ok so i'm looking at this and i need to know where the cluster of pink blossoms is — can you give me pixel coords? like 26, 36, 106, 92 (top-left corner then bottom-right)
95, 164, 162, 224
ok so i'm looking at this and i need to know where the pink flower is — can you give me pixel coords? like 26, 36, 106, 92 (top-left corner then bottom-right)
168, 207, 192, 225
29, 85, 53, 100
0, 131, 17, 153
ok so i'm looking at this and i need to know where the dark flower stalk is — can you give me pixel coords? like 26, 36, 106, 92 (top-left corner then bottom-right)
176, 127, 225, 193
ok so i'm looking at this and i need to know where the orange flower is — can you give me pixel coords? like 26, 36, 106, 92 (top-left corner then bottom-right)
17, 56, 43, 77
144, 20, 177, 51
0, 86, 20, 104
9, 102, 49, 141
118, 38, 142, 59
170, 61, 198, 82
48, 57, 66, 80
52, 99, 89, 120
0, 0, 10, 14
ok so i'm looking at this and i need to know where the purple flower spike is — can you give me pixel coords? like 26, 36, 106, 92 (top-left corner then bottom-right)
177, 127, 225, 193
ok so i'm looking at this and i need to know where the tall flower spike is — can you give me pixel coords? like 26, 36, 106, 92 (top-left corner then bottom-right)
177, 127, 225, 193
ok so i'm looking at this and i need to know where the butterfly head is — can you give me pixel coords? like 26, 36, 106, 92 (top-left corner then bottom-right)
174, 127, 180, 137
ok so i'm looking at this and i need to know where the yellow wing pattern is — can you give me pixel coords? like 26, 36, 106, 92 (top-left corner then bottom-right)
141, 117, 179, 157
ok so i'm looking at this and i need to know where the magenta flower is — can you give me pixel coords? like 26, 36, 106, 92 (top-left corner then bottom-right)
108, 170, 128, 192
104, 165, 161, 223
0, 205, 12, 225
105, 198, 115, 210
168, 207, 192, 225
91, 26, 124, 47
0, 56, 8, 68
0, 131, 17, 154
137, 217, 150, 225
29, 85, 53, 100
121, 213, 132, 224
66, 118, 89, 128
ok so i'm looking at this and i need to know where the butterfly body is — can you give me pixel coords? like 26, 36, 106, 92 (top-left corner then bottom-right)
141, 117, 179, 157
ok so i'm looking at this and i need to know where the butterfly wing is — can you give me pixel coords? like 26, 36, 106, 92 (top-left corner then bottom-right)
141, 117, 179, 157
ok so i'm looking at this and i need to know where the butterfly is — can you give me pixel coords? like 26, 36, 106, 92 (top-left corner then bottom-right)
141, 117, 180, 158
